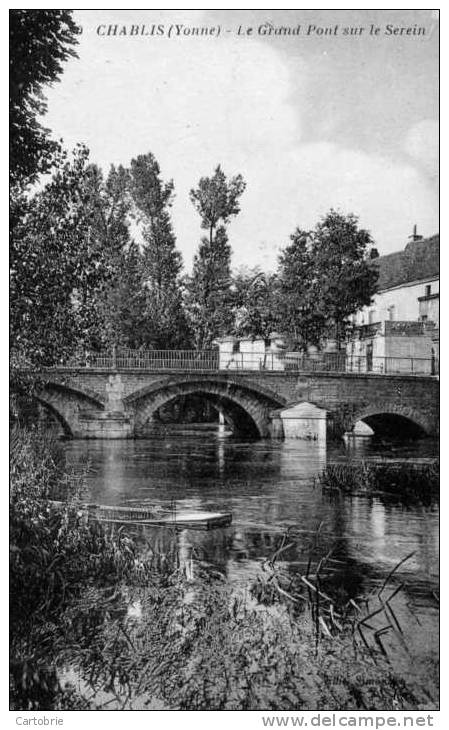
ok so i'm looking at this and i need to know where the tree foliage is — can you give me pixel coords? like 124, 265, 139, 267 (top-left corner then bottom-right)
10, 147, 131, 366
10, 10, 84, 378
276, 229, 325, 350
190, 165, 246, 241
186, 226, 234, 348
310, 210, 379, 344
98, 242, 148, 350
10, 10, 79, 190
187, 166, 246, 348
231, 268, 278, 339
275, 211, 378, 349
130, 154, 190, 348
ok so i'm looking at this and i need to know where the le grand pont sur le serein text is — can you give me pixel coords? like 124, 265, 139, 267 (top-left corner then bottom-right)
95, 22, 428, 38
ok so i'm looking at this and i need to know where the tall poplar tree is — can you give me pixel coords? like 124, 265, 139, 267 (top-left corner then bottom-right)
102, 241, 149, 349
90, 164, 150, 349
186, 166, 246, 348
129, 153, 189, 348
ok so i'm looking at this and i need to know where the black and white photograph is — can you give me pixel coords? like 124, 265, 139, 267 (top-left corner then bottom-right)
9, 7, 440, 717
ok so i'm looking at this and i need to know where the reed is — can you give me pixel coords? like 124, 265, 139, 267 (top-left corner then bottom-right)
317, 459, 439, 502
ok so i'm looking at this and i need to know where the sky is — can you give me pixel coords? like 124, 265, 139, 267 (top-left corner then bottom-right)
42, 9, 439, 272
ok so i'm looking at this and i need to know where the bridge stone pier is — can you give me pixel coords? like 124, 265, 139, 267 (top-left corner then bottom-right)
31, 367, 439, 442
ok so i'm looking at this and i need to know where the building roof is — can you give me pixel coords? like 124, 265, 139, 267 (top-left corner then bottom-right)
375, 234, 439, 291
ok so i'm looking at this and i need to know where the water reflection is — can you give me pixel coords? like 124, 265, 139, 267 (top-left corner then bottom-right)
343, 433, 438, 460
65, 429, 438, 624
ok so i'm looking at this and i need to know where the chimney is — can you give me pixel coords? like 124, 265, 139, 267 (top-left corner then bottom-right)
409, 224, 423, 242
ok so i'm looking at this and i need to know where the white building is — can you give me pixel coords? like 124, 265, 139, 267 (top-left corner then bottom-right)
348, 230, 439, 374
354, 230, 439, 327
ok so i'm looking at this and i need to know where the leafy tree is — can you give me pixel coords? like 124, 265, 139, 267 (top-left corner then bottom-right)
187, 166, 246, 348
311, 210, 378, 346
275, 229, 326, 351
275, 212, 378, 350
231, 268, 277, 338
99, 241, 149, 349
70, 162, 134, 350
190, 165, 246, 246
87, 163, 159, 350
186, 226, 234, 348
129, 154, 190, 348
10, 11, 84, 382
10, 10, 79, 190
10, 147, 127, 366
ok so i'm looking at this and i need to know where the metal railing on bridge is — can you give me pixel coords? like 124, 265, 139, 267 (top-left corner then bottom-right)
62, 348, 438, 376
345, 355, 439, 376
82, 349, 220, 370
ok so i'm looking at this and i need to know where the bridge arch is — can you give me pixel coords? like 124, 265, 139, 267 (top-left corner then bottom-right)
348, 403, 432, 438
34, 396, 73, 437
32, 382, 106, 438
127, 377, 286, 438
41, 381, 106, 409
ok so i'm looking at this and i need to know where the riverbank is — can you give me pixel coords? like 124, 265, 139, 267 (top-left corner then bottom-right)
10, 428, 439, 710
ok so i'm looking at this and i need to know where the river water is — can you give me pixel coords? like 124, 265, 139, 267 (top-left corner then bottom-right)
65, 428, 439, 686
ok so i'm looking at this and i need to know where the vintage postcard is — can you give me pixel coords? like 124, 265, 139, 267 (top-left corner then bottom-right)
9, 7, 439, 723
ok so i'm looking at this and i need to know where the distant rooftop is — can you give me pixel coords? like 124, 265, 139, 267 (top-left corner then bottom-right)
376, 232, 439, 291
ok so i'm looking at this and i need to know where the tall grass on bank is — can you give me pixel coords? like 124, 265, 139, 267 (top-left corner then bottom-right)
10, 427, 439, 710
10, 426, 160, 709
317, 460, 439, 502
62, 558, 438, 710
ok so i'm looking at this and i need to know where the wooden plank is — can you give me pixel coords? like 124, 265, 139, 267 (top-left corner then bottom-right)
96, 511, 232, 530
152, 511, 232, 528
89, 503, 158, 520
50, 500, 232, 530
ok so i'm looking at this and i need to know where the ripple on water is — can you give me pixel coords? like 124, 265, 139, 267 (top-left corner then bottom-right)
64, 430, 439, 662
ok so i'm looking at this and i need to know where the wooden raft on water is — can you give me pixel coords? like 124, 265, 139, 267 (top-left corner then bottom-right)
50, 501, 232, 530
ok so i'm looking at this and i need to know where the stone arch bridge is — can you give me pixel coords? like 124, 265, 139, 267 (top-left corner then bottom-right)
28, 367, 439, 441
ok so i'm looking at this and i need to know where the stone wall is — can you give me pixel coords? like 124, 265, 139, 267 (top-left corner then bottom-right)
37, 368, 439, 439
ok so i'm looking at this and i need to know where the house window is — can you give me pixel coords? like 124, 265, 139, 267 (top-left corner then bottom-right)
368, 310, 376, 324
388, 305, 395, 321
425, 285, 431, 297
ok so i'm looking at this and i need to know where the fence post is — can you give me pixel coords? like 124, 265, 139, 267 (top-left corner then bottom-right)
112, 344, 117, 370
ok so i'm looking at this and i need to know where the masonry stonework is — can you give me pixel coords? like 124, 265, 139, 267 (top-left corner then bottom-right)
35, 369, 439, 440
